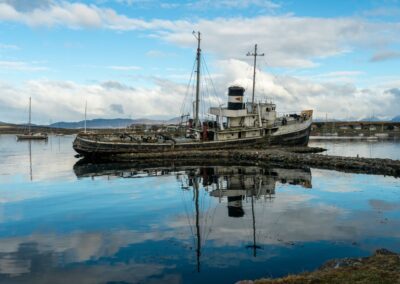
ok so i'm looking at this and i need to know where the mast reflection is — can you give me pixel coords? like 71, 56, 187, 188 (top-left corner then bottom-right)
74, 160, 312, 270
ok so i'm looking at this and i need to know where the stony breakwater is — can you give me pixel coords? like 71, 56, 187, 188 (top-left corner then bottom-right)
94, 146, 400, 178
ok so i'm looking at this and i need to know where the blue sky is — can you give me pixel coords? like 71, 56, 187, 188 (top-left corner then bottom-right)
0, 0, 399, 124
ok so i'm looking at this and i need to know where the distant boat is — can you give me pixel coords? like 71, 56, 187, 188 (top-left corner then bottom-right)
374, 133, 389, 139
16, 97, 48, 141
366, 136, 378, 141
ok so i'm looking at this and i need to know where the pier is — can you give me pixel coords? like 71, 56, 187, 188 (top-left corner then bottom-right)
312, 121, 400, 137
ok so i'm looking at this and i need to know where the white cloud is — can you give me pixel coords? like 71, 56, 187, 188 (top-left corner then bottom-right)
0, 43, 19, 50
188, 0, 280, 10
370, 50, 400, 62
1, 2, 399, 68
0, 78, 187, 124
0, 2, 110, 28
0, 1, 399, 122
314, 71, 365, 78
0, 2, 19, 20
110, 103, 124, 114
1, 58, 399, 124
362, 7, 400, 18
158, 16, 400, 68
202, 59, 400, 120
0, 60, 47, 71
306, 71, 365, 84
0, 0, 54, 12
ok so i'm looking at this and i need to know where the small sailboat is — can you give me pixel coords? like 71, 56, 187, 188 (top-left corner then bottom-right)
16, 97, 48, 141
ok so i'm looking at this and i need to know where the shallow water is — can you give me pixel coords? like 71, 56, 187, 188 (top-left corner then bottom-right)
0, 134, 399, 284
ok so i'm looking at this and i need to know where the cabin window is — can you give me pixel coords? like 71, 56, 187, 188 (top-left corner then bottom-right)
266, 108, 270, 111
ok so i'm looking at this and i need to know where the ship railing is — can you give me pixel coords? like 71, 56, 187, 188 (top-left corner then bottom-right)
275, 111, 312, 127
278, 111, 312, 120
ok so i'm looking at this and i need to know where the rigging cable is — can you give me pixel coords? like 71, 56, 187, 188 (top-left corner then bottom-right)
179, 58, 197, 119
202, 56, 222, 107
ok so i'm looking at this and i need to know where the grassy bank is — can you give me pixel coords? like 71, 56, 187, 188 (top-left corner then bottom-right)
239, 249, 400, 284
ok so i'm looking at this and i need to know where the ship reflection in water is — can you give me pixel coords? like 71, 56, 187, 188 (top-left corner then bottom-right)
1, 142, 400, 284
75, 162, 312, 271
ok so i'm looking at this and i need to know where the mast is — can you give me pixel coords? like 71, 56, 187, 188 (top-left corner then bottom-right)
194, 176, 201, 272
84, 100, 87, 133
28, 97, 31, 133
246, 186, 261, 257
193, 31, 201, 128
29, 141, 32, 181
247, 44, 264, 110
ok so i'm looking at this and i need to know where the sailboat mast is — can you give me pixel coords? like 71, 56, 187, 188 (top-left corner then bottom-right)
251, 193, 257, 257
194, 31, 201, 127
28, 97, 31, 133
84, 100, 87, 134
29, 141, 32, 181
247, 44, 264, 110
246, 186, 261, 257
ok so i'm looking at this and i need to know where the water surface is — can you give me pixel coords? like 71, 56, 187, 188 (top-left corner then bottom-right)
0, 134, 399, 284
309, 139, 400, 159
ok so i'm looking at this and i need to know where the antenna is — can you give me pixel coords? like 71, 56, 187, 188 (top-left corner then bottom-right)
247, 44, 264, 110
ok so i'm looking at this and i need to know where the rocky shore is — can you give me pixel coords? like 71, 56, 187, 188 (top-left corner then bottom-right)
238, 249, 400, 284
101, 147, 400, 178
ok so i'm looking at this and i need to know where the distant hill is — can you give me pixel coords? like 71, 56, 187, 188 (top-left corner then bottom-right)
359, 116, 384, 122
313, 118, 343, 122
359, 115, 400, 122
392, 115, 400, 122
0, 121, 15, 126
49, 117, 180, 129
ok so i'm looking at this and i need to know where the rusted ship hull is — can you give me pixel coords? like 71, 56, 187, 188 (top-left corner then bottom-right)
270, 124, 311, 146
72, 124, 312, 158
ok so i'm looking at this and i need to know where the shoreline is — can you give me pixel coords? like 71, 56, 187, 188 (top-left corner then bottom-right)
2, 128, 399, 177
238, 249, 400, 284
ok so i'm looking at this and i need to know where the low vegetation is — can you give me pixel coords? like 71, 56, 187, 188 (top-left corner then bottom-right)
239, 249, 400, 284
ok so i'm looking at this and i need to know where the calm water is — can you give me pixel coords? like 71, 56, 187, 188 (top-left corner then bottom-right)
309, 139, 400, 159
0, 134, 399, 284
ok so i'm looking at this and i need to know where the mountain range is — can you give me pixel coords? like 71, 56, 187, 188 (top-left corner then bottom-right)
392, 115, 400, 122
1, 115, 399, 129
49, 117, 181, 129
314, 115, 400, 123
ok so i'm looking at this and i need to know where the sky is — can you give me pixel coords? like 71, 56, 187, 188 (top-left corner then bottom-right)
0, 0, 399, 124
